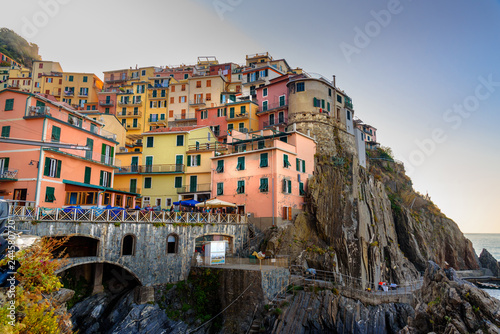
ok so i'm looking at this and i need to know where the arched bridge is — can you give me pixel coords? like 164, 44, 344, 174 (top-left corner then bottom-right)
12, 207, 249, 287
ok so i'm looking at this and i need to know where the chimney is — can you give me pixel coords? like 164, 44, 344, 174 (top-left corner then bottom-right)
307, 129, 311, 137
332, 75, 336, 88
293, 123, 297, 131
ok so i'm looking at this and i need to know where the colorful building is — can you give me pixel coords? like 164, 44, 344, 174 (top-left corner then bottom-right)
0, 89, 136, 208
225, 100, 259, 134
4, 66, 32, 92
211, 127, 316, 228
134, 125, 219, 208
255, 74, 291, 132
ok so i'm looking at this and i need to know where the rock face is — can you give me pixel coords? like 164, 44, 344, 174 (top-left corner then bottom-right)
266, 290, 414, 334
405, 261, 500, 333
479, 248, 500, 277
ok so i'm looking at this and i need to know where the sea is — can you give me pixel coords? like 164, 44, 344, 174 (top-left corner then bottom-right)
465, 233, 500, 300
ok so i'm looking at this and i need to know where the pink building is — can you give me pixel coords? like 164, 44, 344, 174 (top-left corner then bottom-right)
196, 105, 229, 141
0, 89, 137, 208
354, 120, 378, 150
211, 128, 316, 228
255, 74, 291, 132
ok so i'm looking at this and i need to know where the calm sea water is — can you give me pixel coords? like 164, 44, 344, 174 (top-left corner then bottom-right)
465, 233, 500, 300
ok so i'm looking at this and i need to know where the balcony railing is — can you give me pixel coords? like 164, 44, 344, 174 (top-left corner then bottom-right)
27, 106, 51, 117
118, 100, 143, 106
78, 92, 89, 97
148, 93, 167, 100
176, 183, 211, 194
43, 148, 121, 167
187, 142, 227, 152
113, 187, 141, 194
257, 102, 288, 114
189, 98, 206, 106
0, 169, 18, 180
118, 111, 142, 118
148, 117, 167, 124
263, 117, 288, 128
116, 164, 185, 174
345, 100, 353, 109
227, 113, 249, 121
126, 123, 142, 130
9, 206, 248, 225
64, 91, 74, 96
52, 90, 61, 96
174, 113, 196, 121
99, 100, 114, 106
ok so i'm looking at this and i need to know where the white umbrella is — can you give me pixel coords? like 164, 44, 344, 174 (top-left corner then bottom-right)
195, 198, 237, 208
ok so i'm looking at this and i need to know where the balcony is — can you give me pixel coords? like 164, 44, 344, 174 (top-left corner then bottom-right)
9, 83, 20, 88
64, 90, 74, 97
263, 116, 288, 128
26, 106, 51, 117
99, 100, 114, 106
148, 93, 167, 100
174, 113, 196, 121
257, 102, 288, 114
177, 183, 211, 194
78, 92, 89, 98
345, 100, 353, 109
126, 123, 142, 130
187, 142, 227, 153
105, 76, 129, 84
0, 169, 18, 181
116, 164, 185, 174
118, 100, 143, 107
52, 90, 61, 96
117, 111, 142, 118
117, 90, 134, 95
227, 112, 249, 121
148, 117, 167, 125
189, 98, 206, 106
113, 187, 141, 194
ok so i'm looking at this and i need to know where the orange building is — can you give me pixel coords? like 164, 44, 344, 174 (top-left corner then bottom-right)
0, 89, 136, 208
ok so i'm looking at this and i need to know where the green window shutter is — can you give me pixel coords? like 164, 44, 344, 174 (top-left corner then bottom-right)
51, 126, 60, 142
217, 182, 223, 195
147, 137, 154, 147
107, 172, 111, 187
44, 157, 50, 176
302, 160, 306, 173
241, 106, 246, 114
296, 158, 300, 171
279, 95, 285, 106
299, 182, 305, 195
99, 170, 104, 186
55, 160, 61, 178
101, 144, 106, 163
259, 178, 268, 192
45, 186, 55, 202
84, 167, 91, 184
36, 100, 45, 107
110, 146, 114, 158
187, 155, 191, 166
176, 135, 184, 146
260, 153, 268, 167
175, 177, 182, 188
5, 99, 14, 111
145, 177, 152, 188
196, 155, 201, 166
130, 179, 137, 193
327, 102, 331, 112
2, 158, 9, 169
230, 107, 235, 118
282, 179, 287, 192
322, 99, 325, 109
283, 154, 290, 168
1, 126, 10, 138
313, 97, 317, 107
258, 141, 264, 149
288, 180, 292, 194
216, 160, 224, 173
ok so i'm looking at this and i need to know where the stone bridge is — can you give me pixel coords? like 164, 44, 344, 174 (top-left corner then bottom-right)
13, 208, 249, 288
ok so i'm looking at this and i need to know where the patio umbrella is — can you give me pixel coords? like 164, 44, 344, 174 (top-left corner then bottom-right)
173, 199, 200, 207
195, 198, 237, 208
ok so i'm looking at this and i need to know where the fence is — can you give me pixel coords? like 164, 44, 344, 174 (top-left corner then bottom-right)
9, 206, 248, 225
192, 254, 289, 269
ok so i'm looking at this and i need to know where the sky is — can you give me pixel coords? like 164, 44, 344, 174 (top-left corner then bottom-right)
2, 0, 500, 233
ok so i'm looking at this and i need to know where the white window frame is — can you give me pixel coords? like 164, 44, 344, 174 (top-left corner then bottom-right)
166, 198, 172, 207
102, 171, 110, 187
49, 158, 57, 177
142, 196, 150, 206
263, 88, 268, 97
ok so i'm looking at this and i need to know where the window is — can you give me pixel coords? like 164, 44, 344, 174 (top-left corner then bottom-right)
184, 74, 189, 79
328, 88, 332, 96
236, 157, 245, 170
217, 182, 224, 195
259, 178, 269, 192
84, 167, 91, 184
322, 99, 325, 109
347, 110, 351, 120
283, 154, 291, 168
206, 80, 211, 87
5, 99, 14, 111
278, 111, 284, 123
146, 136, 154, 147
313, 97, 321, 108
44, 157, 61, 178
279, 95, 286, 106
282, 179, 292, 194
167, 234, 178, 254
65, 191, 97, 205
166, 198, 172, 207
122, 235, 135, 256
144, 177, 152, 189
206, 93, 211, 101
83, 76, 88, 83
141, 70, 146, 76
229, 107, 235, 118
169, 110, 174, 118
263, 88, 268, 97
187, 154, 201, 167
262, 101, 268, 111
68, 75, 74, 82
0, 158, 9, 175
228, 123, 234, 131
176, 135, 184, 146
296, 82, 305, 92
1, 126, 10, 138
200, 110, 208, 119
180, 96, 186, 103
238, 123, 244, 130
296, 158, 306, 173
240, 105, 246, 114
101, 144, 114, 164
260, 153, 268, 167
237, 180, 245, 194
269, 114, 275, 125
174, 176, 182, 188
216, 160, 224, 173
45, 186, 56, 202
327, 102, 331, 112
337, 95, 342, 103
196, 81, 201, 88
170, 97, 174, 104
100, 170, 111, 187
181, 84, 186, 91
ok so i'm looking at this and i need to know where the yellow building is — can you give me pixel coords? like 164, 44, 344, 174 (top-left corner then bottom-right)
167, 78, 189, 125
140, 125, 218, 208
61, 72, 103, 110
4, 66, 32, 92
225, 100, 259, 133
31, 60, 63, 94
114, 148, 143, 207
145, 76, 169, 131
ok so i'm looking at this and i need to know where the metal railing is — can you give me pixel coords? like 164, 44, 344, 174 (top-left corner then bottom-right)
10, 206, 248, 225
189, 98, 206, 105
116, 164, 185, 174
27, 106, 51, 117
174, 113, 196, 121
64, 91, 74, 96
148, 93, 167, 99
176, 183, 211, 194
0, 169, 18, 179
263, 117, 287, 128
99, 100, 114, 106
118, 111, 142, 118
126, 123, 142, 130
257, 102, 288, 114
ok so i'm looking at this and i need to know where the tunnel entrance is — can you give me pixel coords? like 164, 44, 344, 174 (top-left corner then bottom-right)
46, 236, 99, 258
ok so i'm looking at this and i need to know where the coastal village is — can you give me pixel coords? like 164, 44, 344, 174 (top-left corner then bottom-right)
0, 51, 378, 228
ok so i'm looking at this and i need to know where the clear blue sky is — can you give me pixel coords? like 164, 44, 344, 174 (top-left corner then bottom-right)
4, 0, 500, 233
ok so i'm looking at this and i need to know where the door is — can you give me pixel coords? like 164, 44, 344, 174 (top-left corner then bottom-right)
190, 175, 197, 193
175, 155, 183, 172
131, 156, 138, 172
13, 189, 27, 206
86, 138, 93, 160
130, 179, 137, 193
145, 156, 153, 173
269, 114, 275, 125
278, 111, 284, 123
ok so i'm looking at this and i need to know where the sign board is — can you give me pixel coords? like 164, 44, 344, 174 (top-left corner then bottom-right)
204, 241, 226, 265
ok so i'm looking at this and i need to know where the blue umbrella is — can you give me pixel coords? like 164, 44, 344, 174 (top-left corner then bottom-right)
173, 199, 200, 207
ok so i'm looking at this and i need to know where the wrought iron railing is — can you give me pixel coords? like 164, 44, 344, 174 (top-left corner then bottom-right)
116, 164, 185, 174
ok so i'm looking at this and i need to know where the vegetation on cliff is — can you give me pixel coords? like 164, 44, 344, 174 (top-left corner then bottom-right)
0, 28, 41, 67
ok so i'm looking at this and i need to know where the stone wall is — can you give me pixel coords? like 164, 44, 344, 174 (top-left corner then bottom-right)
16, 221, 249, 286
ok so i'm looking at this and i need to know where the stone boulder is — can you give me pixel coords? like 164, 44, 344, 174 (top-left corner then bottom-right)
479, 248, 500, 277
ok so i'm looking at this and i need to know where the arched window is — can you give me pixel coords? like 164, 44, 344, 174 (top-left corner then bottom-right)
122, 234, 136, 256
167, 234, 178, 254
